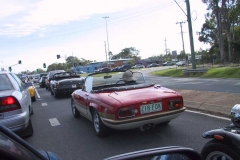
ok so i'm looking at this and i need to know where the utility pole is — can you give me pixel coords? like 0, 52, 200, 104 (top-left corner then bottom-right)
164, 37, 168, 56
186, 0, 196, 69
174, 0, 196, 69
176, 21, 186, 61
104, 41, 108, 66
102, 16, 110, 58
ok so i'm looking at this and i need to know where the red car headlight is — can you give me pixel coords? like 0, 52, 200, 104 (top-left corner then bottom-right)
169, 100, 183, 109
118, 107, 135, 119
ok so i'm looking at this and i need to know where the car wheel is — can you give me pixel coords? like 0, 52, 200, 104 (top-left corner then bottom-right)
20, 119, 34, 137
71, 99, 80, 118
31, 96, 36, 102
92, 109, 109, 137
30, 106, 33, 115
201, 139, 240, 160
54, 91, 59, 98
50, 88, 54, 95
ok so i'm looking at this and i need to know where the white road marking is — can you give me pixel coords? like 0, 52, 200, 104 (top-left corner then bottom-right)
186, 110, 230, 121
42, 103, 47, 106
49, 118, 60, 126
33, 84, 41, 98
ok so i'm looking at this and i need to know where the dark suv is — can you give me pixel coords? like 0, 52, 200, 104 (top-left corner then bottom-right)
45, 70, 65, 90
117, 64, 131, 71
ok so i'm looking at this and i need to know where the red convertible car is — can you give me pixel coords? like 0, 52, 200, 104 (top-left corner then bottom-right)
71, 71, 185, 137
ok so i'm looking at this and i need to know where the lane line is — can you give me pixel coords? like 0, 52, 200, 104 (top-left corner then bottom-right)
186, 110, 230, 121
49, 118, 60, 126
41, 103, 47, 106
33, 84, 41, 98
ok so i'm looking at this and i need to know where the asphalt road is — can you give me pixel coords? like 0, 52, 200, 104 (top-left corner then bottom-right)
23, 80, 231, 160
140, 66, 240, 93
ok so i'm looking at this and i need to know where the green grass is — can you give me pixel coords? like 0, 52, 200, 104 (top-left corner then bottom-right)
151, 66, 240, 78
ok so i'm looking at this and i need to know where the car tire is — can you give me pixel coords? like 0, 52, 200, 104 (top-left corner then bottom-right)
54, 91, 59, 98
92, 109, 109, 137
20, 119, 34, 138
30, 106, 33, 115
50, 88, 54, 95
71, 99, 80, 118
31, 96, 36, 102
201, 139, 240, 160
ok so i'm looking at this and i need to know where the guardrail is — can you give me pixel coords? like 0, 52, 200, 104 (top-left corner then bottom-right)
182, 68, 207, 76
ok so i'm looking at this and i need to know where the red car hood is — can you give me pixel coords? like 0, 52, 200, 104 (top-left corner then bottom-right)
108, 86, 181, 106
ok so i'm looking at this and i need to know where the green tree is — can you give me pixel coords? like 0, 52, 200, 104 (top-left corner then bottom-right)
112, 47, 141, 61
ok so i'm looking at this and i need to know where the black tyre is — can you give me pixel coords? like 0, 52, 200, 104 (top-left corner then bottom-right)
50, 88, 54, 95
54, 91, 59, 98
30, 106, 33, 115
31, 96, 36, 102
201, 139, 240, 160
20, 119, 34, 137
71, 99, 80, 118
92, 109, 109, 137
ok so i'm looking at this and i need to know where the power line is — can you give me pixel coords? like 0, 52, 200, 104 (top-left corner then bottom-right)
0, 1, 183, 45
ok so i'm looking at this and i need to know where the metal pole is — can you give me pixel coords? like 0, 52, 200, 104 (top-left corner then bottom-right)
104, 41, 108, 67
186, 0, 196, 69
177, 21, 186, 61
102, 16, 110, 68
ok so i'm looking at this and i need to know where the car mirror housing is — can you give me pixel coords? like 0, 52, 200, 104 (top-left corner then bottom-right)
104, 146, 202, 160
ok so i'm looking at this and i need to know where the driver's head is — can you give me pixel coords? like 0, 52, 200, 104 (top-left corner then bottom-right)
122, 71, 137, 82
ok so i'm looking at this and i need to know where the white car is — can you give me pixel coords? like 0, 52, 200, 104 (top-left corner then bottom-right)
131, 64, 145, 69
33, 75, 40, 83
0, 71, 33, 137
176, 61, 186, 66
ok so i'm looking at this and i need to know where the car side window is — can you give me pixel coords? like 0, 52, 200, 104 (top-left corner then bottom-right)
10, 73, 24, 91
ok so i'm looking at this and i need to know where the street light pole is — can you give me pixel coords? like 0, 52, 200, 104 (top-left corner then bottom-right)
102, 16, 110, 67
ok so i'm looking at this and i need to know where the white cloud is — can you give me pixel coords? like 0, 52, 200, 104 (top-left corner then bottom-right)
0, 0, 147, 37
0, 1, 24, 19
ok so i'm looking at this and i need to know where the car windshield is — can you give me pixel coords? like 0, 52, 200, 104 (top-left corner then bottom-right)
84, 71, 147, 92
0, 74, 14, 91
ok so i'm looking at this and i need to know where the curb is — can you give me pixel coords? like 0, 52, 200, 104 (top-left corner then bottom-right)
184, 101, 231, 118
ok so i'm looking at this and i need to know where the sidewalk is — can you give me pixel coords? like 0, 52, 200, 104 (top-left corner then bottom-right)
174, 89, 240, 118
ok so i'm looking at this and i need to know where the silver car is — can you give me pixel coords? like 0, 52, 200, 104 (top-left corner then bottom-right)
0, 71, 33, 137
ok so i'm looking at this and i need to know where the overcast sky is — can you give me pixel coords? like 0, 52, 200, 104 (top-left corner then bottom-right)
0, 0, 210, 73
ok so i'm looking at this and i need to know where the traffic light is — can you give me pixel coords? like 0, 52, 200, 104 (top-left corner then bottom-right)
9, 67, 12, 72
36, 69, 38, 72
57, 55, 60, 59
74, 63, 76, 67
18, 60, 22, 64
43, 63, 46, 68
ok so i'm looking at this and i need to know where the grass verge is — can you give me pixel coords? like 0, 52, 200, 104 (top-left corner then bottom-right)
151, 66, 240, 78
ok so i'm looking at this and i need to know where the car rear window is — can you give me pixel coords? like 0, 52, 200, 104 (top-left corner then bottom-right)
0, 74, 14, 91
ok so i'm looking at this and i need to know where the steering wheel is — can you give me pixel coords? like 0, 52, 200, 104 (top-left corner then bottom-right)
116, 79, 124, 84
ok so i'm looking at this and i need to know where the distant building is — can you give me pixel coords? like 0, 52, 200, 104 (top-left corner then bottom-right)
71, 58, 134, 73
136, 57, 163, 66
172, 51, 177, 59
188, 55, 202, 62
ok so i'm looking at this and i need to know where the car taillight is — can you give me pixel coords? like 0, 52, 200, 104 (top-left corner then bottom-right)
118, 107, 135, 119
1, 96, 21, 112
169, 100, 183, 109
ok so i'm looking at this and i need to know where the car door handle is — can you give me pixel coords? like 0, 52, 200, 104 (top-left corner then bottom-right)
85, 94, 89, 96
